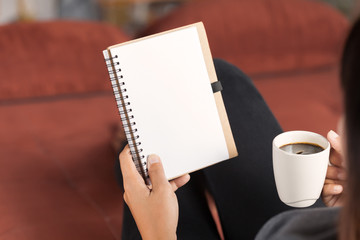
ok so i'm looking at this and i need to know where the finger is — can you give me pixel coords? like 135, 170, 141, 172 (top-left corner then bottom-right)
324, 178, 346, 187
329, 148, 343, 168
324, 177, 343, 183
326, 166, 346, 180
170, 174, 191, 192
327, 130, 342, 155
322, 183, 343, 197
147, 154, 168, 191
119, 145, 145, 189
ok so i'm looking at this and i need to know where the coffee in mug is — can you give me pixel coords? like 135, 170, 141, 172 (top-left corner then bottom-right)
280, 142, 324, 155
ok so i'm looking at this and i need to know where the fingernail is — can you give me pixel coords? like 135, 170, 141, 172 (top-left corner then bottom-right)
334, 185, 343, 193
328, 130, 339, 140
147, 154, 160, 165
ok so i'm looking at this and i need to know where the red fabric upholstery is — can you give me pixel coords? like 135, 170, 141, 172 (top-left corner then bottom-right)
253, 67, 343, 136
0, 21, 129, 239
141, 0, 348, 76
0, 94, 125, 239
0, 21, 128, 101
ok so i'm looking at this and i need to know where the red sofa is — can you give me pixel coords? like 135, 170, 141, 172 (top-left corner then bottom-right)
0, 21, 129, 239
0, 0, 349, 239
141, 0, 349, 136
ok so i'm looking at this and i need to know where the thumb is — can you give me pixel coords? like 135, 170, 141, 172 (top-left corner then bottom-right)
147, 154, 168, 191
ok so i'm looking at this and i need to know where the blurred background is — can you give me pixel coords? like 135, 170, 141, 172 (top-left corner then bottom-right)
0, 0, 190, 36
0, 0, 359, 36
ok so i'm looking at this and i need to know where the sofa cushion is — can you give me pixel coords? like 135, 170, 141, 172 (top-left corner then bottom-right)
141, 0, 349, 76
0, 94, 126, 239
253, 67, 342, 136
0, 21, 129, 101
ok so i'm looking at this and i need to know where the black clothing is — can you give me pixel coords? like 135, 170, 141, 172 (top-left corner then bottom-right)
256, 207, 339, 240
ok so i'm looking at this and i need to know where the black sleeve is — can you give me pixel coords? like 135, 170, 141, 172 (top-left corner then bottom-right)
255, 207, 340, 240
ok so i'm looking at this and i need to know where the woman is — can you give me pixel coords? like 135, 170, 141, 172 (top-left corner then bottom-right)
116, 17, 360, 240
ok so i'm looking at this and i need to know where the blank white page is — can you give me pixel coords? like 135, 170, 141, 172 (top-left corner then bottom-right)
109, 26, 229, 180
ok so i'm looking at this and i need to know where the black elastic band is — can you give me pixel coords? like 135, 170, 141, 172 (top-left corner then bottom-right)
211, 81, 223, 93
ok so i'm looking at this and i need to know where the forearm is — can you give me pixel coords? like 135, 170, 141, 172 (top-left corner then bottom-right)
142, 232, 176, 240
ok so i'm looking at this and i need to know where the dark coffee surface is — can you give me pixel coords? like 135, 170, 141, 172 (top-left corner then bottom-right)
280, 142, 324, 155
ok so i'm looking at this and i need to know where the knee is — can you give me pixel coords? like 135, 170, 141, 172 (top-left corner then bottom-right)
213, 58, 263, 102
213, 59, 250, 83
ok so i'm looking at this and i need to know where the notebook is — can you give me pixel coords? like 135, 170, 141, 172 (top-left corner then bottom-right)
103, 22, 237, 182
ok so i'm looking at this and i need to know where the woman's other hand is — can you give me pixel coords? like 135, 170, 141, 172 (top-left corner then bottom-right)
322, 130, 346, 207
119, 145, 190, 240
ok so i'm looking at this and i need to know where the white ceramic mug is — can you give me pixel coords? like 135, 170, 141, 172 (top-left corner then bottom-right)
273, 131, 330, 208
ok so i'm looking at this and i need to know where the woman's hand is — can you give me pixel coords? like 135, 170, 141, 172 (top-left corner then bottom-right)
322, 130, 346, 207
119, 145, 190, 240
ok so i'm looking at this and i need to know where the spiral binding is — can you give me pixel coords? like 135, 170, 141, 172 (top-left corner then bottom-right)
103, 51, 149, 181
